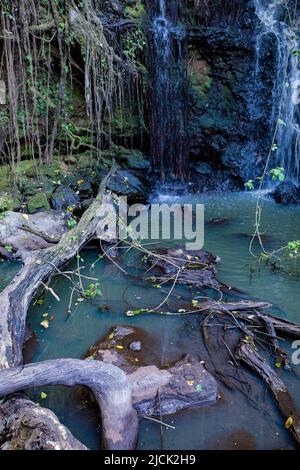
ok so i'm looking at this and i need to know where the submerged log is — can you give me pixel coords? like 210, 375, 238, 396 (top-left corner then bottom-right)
0, 359, 138, 450
232, 311, 300, 340
236, 338, 300, 447
146, 247, 226, 290
0, 395, 87, 450
0, 170, 116, 369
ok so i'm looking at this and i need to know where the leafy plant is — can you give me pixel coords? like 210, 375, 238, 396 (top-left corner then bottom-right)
245, 179, 254, 191
66, 217, 77, 230
269, 167, 285, 182
286, 240, 300, 258
83, 283, 102, 299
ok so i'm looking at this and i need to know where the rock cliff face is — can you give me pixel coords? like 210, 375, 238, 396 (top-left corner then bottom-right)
185, 0, 275, 190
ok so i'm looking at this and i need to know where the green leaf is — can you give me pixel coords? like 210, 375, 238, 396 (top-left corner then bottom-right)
40, 392, 48, 399
244, 180, 254, 191
196, 384, 203, 393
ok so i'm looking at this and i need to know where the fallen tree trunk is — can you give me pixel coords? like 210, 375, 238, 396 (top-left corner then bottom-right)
236, 338, 300, 447
0, 359, 138, 450
0, 395, 87, 450
0, 170, 116, 369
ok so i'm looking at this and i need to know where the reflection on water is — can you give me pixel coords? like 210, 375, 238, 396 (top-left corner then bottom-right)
2, 192, 299, 449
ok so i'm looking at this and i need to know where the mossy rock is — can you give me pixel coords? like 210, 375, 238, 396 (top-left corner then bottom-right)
117, 148, 150, 170
27, 192, 50, 214
18, 177, 55, 199
0, 160, 35, 191
0, 191, 21, 212
25, 162, 68, 180
125, 0, 146, 25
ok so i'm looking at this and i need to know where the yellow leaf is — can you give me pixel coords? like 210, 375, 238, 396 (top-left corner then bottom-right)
22, 214, 29, 221
186, 380, 194, 386
108, 333, 114, 340
116, 345, 124, 350
77, 179, 85, 186
285, 417, 294, 429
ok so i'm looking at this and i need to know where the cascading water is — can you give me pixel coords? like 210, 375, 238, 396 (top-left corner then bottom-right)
254, 0, 300, 183
146, 0, 189, 181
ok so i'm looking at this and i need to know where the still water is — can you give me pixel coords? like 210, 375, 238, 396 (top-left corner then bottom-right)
2, 192, 299, 450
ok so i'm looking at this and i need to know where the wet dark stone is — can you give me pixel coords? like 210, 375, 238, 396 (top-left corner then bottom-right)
51, 186, 80, 211
271, 182, 300, 206
106, 169, 149, 200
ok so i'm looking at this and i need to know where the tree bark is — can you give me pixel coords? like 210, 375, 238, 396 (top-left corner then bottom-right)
0, 395, 87, 450
0, 171, 115, 369
236, 339, 300, 447
0, 359, 138, 450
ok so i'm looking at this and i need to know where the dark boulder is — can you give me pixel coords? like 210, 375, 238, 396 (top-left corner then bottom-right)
51, 186, 80, 211
106, 169, 149, 200
271, 182, 300, 206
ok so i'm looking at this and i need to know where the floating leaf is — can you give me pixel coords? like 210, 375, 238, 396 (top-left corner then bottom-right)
116, 345, 124, 350
275, 362, 281, 368
40, 392, 48, 399
108, 333, 114, 340
77, 179, 85, 186
42, 313, 48, 318
192, 300, 199, 307
22, 214, 29, 221
40, 320, 49, 329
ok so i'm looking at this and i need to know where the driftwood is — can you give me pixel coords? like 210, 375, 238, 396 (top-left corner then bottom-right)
0, 171, 115, 369
0, 359, 138, 450
236, 339, 300, 447
147, 247, 227, 290
231, 310, 300, 340
0, 395, 87, 450
152, 300, 272, 316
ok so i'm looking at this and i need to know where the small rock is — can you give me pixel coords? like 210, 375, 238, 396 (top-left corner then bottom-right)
129, 341, 142, 352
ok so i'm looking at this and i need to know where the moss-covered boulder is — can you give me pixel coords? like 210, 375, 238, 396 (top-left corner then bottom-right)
0, 192, 21, 212
117, 148, 150, 171
27, 192, 50, 214
18, 176, 55, 199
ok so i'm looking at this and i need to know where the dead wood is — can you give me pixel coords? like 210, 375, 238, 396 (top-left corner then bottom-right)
236, 338, 300, 447
0, 359, 138, 450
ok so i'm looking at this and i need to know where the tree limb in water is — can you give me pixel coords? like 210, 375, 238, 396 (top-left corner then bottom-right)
0, 395, 87, 450
0, 168, 116, 369
0, 359, 138, 450
236, 338, 300, 447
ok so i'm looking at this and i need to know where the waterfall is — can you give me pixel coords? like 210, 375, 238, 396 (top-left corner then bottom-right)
147, 0, 189, 181
254, 0, 300, 183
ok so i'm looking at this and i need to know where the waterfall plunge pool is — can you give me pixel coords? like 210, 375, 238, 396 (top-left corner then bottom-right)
2, 192, 298, 450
